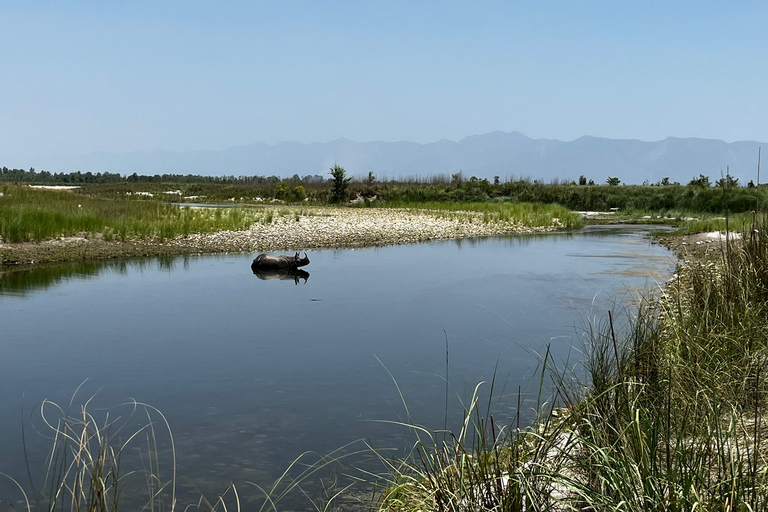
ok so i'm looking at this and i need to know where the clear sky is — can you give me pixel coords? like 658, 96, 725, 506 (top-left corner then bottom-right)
1, 0, 766, 164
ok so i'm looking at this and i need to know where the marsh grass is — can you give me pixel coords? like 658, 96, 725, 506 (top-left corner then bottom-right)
379, 201, 584, 229
2, 392, 178, 512
0, 186, 258, 242
0, 185, 581, 246
6, 388, 371, 512
370, 215, 768, 512
677, 213, 758, 235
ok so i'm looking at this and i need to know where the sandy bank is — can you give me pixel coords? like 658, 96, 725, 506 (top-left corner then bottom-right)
658, 230, 743, 260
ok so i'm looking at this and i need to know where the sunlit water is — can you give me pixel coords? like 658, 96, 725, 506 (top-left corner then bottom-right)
0, 225, 676, 506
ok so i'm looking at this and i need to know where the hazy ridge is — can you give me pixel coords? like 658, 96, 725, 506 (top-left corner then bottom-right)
18, 131, 766, 185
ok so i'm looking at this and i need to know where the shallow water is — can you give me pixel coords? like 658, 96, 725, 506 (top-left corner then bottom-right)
0, 225, 675, 506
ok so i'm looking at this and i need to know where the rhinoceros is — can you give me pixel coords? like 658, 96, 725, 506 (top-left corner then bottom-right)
251, 252, 310, 272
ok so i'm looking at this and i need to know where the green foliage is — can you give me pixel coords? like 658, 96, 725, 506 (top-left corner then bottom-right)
0, 165, 327, 186
6, 396, 178, 512
606, 176, 621, 186
716, 175, 740, 188
5, 165, 768, 215
275, 181, 306, 202
9, 390, 364, 512
378, 200, 584, 229
0, 186, 257, 242
689, 174, 712, 187
329, 164, 352, 203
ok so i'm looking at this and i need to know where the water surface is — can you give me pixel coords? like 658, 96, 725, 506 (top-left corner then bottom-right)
0, 225, 676, 504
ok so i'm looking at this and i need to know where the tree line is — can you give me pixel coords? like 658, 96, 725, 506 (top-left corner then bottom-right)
0, 166, 326, 185
4, 164, 765, 213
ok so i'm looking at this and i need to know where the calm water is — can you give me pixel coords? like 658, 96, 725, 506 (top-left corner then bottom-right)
0, 225, 675, 505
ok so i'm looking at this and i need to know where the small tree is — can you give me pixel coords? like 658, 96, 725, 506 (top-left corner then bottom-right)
329, 164, 352, 203
715, 175, 739, 188
578, 175, 587, 186
688, 174, 711, 187
606, 176, 621, 186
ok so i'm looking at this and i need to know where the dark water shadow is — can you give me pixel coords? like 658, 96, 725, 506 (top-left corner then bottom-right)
0, 261, 111, 297
0, 255, 199, 297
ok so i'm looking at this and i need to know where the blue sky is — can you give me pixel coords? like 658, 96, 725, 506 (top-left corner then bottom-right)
1, 1, 766, 164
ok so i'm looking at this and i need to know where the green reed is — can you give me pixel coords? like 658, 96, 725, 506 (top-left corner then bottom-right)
378, 201, 584, 229
0, 186, 258, 242
5, 387, 368, 512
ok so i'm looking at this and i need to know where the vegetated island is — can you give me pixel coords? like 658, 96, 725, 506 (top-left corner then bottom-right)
0, 184, 582, 267
3, 163, 766, 267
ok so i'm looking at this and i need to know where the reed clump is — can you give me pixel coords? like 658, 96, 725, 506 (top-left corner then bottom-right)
0, 186, 258, 243
373, 216, 768, 511
1, 395, 178, 512
377, 201, 584, 230
5, 391, 365, 512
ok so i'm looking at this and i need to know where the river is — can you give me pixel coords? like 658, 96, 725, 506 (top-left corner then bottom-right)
0, 225, 676, 507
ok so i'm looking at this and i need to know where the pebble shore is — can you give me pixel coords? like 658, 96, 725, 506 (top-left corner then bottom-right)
173, 207, 559, 252
0, 206, 563, 266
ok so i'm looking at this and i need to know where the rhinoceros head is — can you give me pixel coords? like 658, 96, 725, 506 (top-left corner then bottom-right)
294, 252, 310, 267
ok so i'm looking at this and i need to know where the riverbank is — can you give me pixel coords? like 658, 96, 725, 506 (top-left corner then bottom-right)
374, 219, 768, 511
0, 205, 568, 266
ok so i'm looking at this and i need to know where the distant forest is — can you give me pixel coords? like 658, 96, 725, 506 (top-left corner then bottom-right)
3, 165, 767, 213
0, 166, 326, 185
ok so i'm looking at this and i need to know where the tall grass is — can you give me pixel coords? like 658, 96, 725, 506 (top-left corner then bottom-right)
371, 215, 768, 511
2, 393, 178, 512
0, 186, 583, 245
378, 201, 584, 229
0, 186, 258, 242
6, 389, 370, 512
677, 212, 757, 234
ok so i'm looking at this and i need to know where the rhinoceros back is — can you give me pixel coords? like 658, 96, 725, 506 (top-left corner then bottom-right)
251, 252, 309, 272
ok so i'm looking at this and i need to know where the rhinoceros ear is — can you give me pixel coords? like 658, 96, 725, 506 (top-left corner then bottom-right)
295, 251, 300, 259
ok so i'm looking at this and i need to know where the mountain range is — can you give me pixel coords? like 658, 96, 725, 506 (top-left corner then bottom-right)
23, 131, 766, 185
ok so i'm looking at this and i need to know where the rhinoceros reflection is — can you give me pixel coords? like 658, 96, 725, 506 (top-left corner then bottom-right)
252, 268, 310, 285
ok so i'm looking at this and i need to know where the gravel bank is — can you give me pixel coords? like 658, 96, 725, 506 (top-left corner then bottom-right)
0, 206, 564, 266
658, 230, 742, 261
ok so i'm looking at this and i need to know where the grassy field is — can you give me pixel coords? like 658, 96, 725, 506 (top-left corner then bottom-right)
0, 185, 260, 243
375, 200, 584, 229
